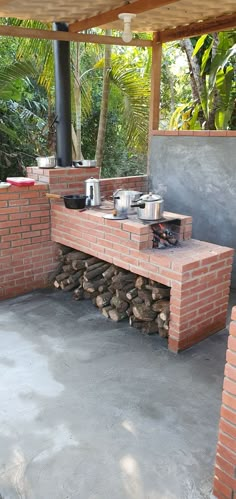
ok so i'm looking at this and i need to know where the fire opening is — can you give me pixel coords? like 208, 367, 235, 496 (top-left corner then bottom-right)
152, 223, 179, 249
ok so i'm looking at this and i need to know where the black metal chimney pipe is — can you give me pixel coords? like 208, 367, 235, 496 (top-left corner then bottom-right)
53, 22, 72, 167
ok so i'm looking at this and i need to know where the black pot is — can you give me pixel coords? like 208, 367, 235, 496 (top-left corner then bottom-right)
63, 195, 87, 209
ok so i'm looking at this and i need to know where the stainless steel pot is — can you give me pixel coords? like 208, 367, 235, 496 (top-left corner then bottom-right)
36, 156, 56, 168
85, 177, 101, 206
130, 192, 164, 221
113, 189, 143, 215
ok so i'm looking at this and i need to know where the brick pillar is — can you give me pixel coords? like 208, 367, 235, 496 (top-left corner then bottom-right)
213, 306, 236, 499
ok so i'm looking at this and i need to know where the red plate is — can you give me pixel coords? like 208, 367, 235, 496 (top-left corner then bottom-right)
7, 177, 35, 186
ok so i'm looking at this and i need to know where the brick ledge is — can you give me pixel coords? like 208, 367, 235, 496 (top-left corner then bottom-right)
152, 130, 236, 137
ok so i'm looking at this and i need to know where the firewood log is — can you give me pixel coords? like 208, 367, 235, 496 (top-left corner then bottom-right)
58, 245, 71, 257
84, 263, 110, 282
96, 292, 112, 308
55, 272, 69, 282
132, 296, 144, 305
54, 280, 61, 289
160, 309, 170, 322
126, 288, 138, 301
112, 272, 136, 285
84, 291, 99, 300
48, 263, 64, 284
108, 309, 127, 322
152, 300, 170, 313
129, 316, 145, 328
135, 276, 148, 289
108, 284, 116, 294
132, 304, 157, 322
142, 321, 159, 335
65, 250, 89, 262
67, 270, 84, 284
126, 306, 133, 317
102, 264, 117, 280
115, 283, 134, 302
73, 289, 84, 301
159, 328, 168, 338
110, 296, 129, 313
84, 261, 105, 273
151, 287, 170, 301
62, 264, 74, 273
102, 306, 113, 318
83, 278, 106, 293
60, 278, 70, 289
62, 281, 80, 292
85, 257, 100, 268
138, 289, 153, 307
156, 315, 165, 330
71, 260, 86, 271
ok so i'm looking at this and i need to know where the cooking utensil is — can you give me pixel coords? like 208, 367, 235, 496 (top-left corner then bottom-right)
0, 181, 11, 189
72, 160, 83, 167
36, 156, 56, 168
82, 160, 97, 167
103, 213, 128, 220
131, 192, 164, 221
46, 193, 87, 210
85, 177, 101, 206
113, 189, 143, 216
7, 177, 35, 186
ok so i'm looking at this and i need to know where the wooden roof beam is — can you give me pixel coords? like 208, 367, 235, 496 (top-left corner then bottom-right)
158, 12, 236, 43
0, 24, 152, 46
68, 0, 180, 33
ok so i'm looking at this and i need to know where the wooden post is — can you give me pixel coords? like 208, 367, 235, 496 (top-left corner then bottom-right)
149, 33, 162, 131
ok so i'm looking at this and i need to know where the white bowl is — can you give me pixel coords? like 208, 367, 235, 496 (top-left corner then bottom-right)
0, 182, 11, 188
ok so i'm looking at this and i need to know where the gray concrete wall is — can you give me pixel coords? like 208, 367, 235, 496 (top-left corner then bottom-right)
149, 136, 236, 288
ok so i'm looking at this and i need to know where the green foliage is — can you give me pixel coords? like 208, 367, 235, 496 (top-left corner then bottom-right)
170, 31, 236, 130
0, 57, 49, 180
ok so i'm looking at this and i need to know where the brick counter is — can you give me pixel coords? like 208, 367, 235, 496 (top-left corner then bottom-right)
51, 205, 234, 352
0, 183, 58, 300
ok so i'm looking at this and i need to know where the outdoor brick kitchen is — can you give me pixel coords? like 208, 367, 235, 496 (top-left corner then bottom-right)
0, 166, 234, 353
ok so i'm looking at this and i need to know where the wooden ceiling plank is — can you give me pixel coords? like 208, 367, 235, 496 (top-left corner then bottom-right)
68, 0, 181, 32
0, 24, 152, 46
158, 12, 236, 42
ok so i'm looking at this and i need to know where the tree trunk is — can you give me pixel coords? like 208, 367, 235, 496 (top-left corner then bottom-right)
205, 33, 219, 130
95, 30, 112, 168
179, 39, 203, 102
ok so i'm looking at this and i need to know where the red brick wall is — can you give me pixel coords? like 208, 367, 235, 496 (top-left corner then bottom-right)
27, 167, 148, 199
100, 175, 148, 198
0, 184, 58, 300
27, 166, 100, 195
51, 205, 233, 352
214, 306, 236, 499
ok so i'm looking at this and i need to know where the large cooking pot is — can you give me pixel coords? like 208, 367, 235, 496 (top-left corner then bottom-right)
113, 189, 143, 215
131, 192, 164, 221
46, 193, 87, 210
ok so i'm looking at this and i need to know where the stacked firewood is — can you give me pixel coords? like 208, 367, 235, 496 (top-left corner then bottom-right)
54, 248, 170, 337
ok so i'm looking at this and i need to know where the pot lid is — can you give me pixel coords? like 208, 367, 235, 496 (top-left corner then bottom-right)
140, 192, 163, 202
113, 189, 142, 195
84, 177, 100, 183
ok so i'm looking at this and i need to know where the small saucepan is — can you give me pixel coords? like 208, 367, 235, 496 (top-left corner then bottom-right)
46, 193, 87, 210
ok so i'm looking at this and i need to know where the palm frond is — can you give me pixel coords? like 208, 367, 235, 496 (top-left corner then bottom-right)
0, 60, 36, 90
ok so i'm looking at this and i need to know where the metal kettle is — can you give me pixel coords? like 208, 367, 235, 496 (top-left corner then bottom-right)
84, 177, 101, 207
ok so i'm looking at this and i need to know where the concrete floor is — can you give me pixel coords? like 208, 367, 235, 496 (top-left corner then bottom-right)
0, 290, 235, 499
